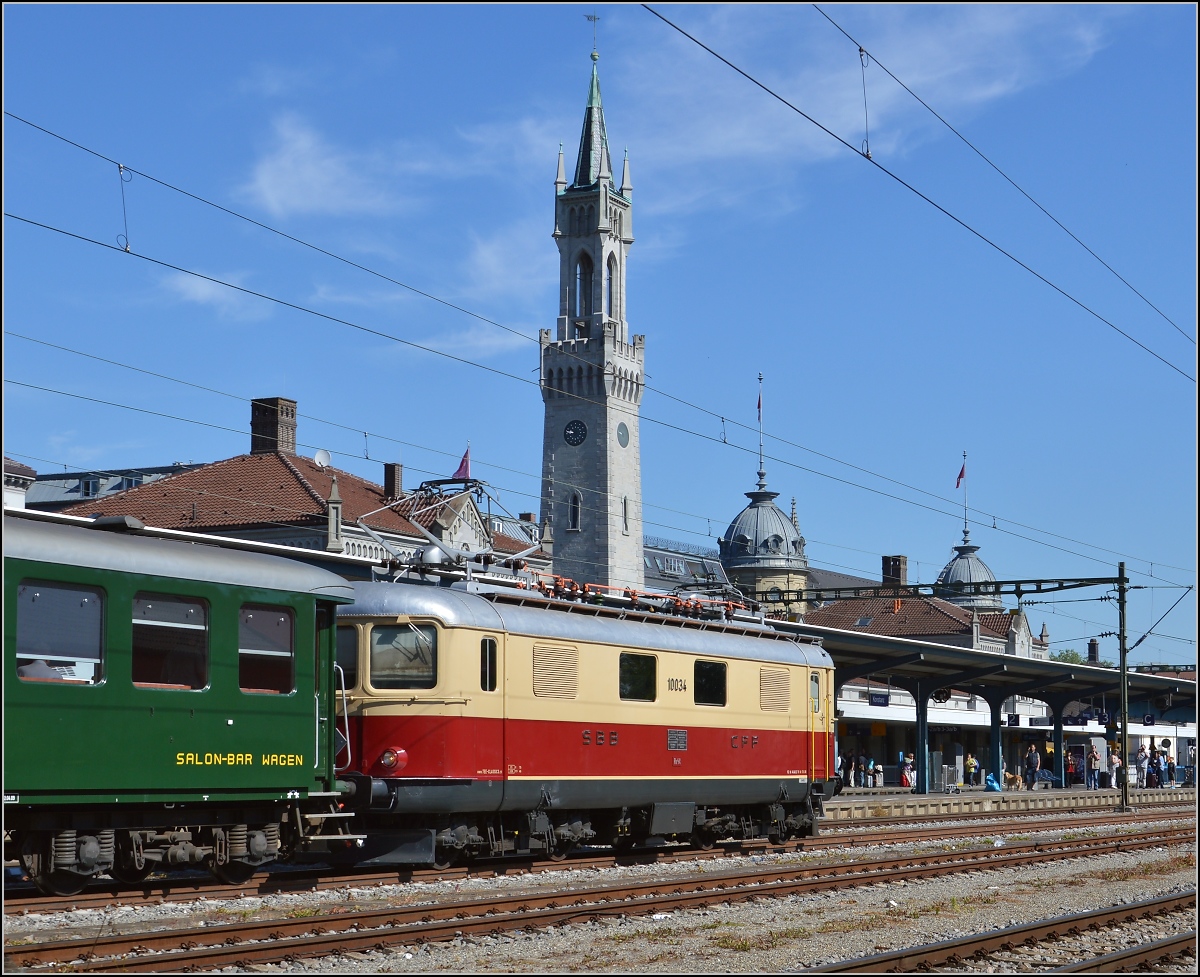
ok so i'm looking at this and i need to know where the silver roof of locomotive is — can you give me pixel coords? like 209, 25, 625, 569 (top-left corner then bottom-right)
341, 581, 831, 668
4, 512, 355, 601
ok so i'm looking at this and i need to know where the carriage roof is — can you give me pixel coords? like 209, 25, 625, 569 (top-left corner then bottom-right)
4, 513, 355, 601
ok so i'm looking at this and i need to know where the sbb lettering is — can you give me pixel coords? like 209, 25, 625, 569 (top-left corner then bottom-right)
582, 730, 619, 746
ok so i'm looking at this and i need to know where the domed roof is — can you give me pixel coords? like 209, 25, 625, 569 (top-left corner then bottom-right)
719, 469, 808, 572
934, 529, 1004, 610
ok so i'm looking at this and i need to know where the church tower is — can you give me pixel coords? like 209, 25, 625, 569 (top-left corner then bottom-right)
540, 51, 644, 590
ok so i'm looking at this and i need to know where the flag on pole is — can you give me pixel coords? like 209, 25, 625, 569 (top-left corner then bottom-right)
453, 447, 471, 480
757, 390, 762, 423
956, 463, 966, 489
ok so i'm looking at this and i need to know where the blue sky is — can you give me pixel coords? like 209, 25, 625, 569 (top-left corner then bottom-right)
4, 4, 1196, 666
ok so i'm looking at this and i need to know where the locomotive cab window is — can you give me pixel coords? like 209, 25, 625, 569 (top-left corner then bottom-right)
15, 581, 104, 685
132, 594, 208, 690
481, 637, 497, 692
336, 626, 358, 689
369, 623, 437, 689
694, 659, 726, 706
619, 652, 656, 702
238, 605, 294, 695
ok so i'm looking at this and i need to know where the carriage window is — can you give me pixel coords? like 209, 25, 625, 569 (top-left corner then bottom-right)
811, 672, 821, 713
694, 660, 726, 706
132, 594, 208, 690
481, 637, 497, 692
619, 652, 656, 701
336, 626, 358, 689
370, 624, 437, 689
238, 605, 294, 694
15, 581, 104, 685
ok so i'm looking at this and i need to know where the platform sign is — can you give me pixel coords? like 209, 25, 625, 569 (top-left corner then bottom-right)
1007, 714, 1021, 727
1143, 714, 1156, 726
869, 693, 890, 707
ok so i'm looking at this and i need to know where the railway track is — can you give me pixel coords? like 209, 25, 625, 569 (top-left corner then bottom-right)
5, 807, 1191, 915
802, 891, 1197, 972
5, 826, 1193, 973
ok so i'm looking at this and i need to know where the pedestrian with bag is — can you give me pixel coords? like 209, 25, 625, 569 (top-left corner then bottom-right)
1135, 745, 1148, 789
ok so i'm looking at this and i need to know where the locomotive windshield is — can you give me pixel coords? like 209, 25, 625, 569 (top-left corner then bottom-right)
369, 623, 437, 689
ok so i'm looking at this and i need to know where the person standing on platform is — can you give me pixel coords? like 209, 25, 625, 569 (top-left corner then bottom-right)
1136, 745, 1149, 789
857, 751, 867, 788
964, 753, 979, 787
1024, 744, 1041, 790
1166, 755, 1177, 787
1108, 749, 1122, 789
1086, 745, 1102, 790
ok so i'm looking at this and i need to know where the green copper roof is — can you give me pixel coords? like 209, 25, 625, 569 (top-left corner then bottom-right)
572, 56, 613, 189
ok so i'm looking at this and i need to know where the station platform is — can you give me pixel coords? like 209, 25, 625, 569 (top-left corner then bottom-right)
821, 785, 1196, 821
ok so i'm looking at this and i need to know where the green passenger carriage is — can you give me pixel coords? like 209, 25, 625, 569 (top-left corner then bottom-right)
3, 511, 358, 894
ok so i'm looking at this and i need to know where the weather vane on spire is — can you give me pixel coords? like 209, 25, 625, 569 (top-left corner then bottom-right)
585, 12, 600, 56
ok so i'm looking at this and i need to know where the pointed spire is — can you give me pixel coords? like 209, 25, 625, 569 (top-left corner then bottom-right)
619, 147, 632, 196
555, 141, 567, 193
791, 497, 799, 532
572, 51, 613, 188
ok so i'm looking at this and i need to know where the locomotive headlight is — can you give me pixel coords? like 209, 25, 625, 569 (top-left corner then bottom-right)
379, 748, 408, 770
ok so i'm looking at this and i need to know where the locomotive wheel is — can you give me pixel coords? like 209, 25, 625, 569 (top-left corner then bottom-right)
690, 830, 715, 851
208, 859, 258, 886
430, 849, 459, 872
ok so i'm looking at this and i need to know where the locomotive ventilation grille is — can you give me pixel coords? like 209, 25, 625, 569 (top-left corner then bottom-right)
759, 668, 791, 712
533, 644, 579, 698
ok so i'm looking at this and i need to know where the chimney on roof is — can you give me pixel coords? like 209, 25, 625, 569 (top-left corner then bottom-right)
325, 475, 344, 553
882, 555, 907, 588
384, 462, 403, 502
1087, 638, 1100, 664
519, 512, 535, 522
251, 397, 297, 455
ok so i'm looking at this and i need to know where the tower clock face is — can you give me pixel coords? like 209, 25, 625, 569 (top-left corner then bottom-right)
616, 422, 629, 448
563, 419, 588, 446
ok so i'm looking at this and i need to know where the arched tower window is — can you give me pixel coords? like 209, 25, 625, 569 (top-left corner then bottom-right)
569, 492, 582, 531
606, 254, 617, 317
575, 253, 594, 317
569, 207, 577, 236
622, 496, 629, 533
586, 204, 595, 232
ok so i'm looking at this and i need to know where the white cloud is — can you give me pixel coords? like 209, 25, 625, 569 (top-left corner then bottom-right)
238, 64, 318, 98
460, 218, 558, 303
238, 114, 402, 218
161, 271, 272, 321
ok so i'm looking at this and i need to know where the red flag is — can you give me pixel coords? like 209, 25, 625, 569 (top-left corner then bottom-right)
452, 447, 471, 480
955, 463, 965, 489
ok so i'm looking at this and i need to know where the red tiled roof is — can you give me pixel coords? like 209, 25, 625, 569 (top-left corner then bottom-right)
60, 452, 546, 558
805, 595, 1009, 639
978, 612, 1017, 637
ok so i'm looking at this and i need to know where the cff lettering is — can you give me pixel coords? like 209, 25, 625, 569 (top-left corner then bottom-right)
730, 735, 759, 749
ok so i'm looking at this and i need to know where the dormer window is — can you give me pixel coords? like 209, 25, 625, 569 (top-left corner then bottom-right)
79, 477, 100, 498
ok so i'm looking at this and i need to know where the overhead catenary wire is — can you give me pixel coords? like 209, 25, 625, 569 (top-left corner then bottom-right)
3, 115, 1192, 576
811, 4, 1195, 347
639, 5, 1195, 383
8, 211, 1191, 587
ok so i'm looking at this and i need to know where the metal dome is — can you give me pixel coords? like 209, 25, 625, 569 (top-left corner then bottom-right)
718, 469, 808, 572
934, 530, 1004, 610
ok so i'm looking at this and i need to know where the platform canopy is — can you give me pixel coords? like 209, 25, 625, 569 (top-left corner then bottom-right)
794, 623, 1195, 717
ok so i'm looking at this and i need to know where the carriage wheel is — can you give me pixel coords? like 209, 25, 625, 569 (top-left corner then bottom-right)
208, 859, 258, 886
19, 834, 90, 896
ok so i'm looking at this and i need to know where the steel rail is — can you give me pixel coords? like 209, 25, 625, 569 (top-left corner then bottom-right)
1051, 929, 1198, 972
801, 891, 1196, 972
6, 828, 1192, 972
6, 808, 1190, 915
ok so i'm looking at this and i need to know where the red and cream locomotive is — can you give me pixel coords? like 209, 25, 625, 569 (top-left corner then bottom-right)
333, 580, 838, 866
